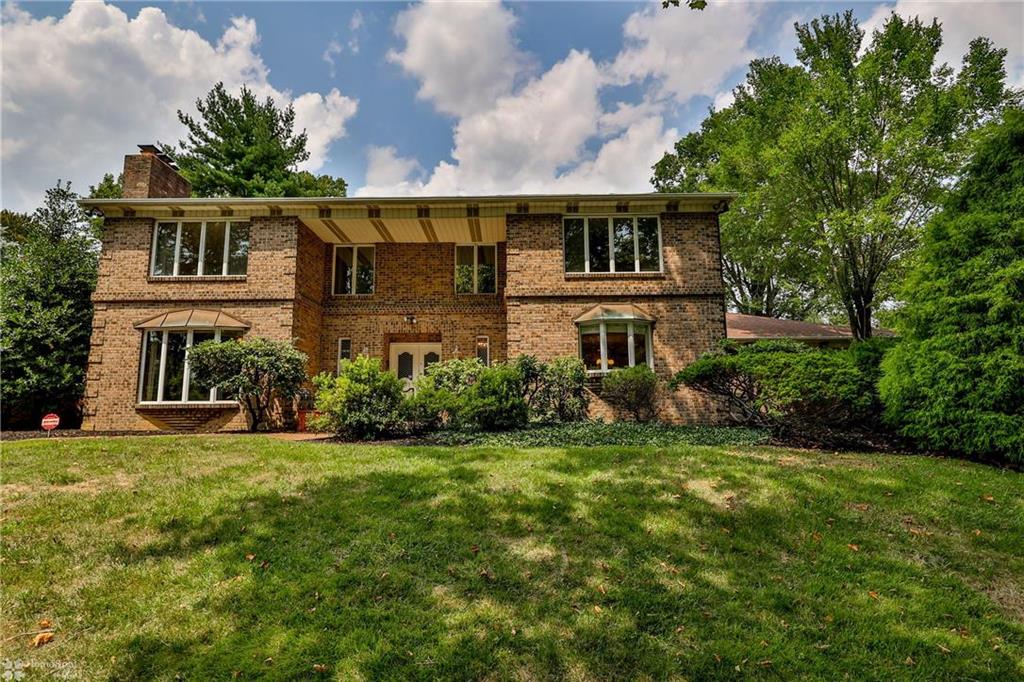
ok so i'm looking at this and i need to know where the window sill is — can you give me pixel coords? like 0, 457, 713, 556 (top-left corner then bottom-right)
136, 401, 239, 409
331, 293, 375, 298
148, 275, 247, 283
565, 272, 665, 280
455, 292, 498, 297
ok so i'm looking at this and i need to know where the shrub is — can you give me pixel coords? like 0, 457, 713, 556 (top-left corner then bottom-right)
312, 356, 404, 439
602, 365, 660, 422
465, 363, 529, 431
880, 109, 1024, 463
672, 340, 887, 446
536, 357, 589, 422
402, 357, 484, 432
188, 337, 307, 431
426, 421, 769, 448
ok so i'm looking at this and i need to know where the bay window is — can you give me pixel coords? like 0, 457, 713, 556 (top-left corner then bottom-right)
578, 320, 652, 373
138, 328, 243, 403
563, 216, 661, 274
456, 244, 497, 293
333, 245, 375, 295
151, 221, 249, 277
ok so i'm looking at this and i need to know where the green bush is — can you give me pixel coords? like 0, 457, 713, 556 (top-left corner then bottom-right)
880, 108, 1024, 463
534, 357, 590, 422
602, 365, 660, 422
402, 357, 484, 432
465, 363, 529, 431
673, 340, 887, 446
312, 356, 405, 439
188, 337, 307, 431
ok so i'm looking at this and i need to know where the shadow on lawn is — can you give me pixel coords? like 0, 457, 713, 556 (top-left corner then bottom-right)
109, 447, 1022, 680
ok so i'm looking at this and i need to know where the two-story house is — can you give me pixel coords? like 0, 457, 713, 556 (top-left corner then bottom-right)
79, 147, 733, 431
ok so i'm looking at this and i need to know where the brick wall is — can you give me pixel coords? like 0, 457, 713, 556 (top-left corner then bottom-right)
505, 211, 727, 423
121, 154, 191, 199
319, 242, 507, 372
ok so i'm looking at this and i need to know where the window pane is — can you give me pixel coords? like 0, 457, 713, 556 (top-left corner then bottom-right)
580, 326, 602, 371
215, 330, 243, 400
424, 352, 440, 369
161, 331, 188, 401
397, 351, 414, 380
476, 337, 489, 366
637, 217, 660, 272
152, 223, 177, 276
356, 246, 374, 294
587, 218, 610, 272
140, 331, 163, 401
633, 325, 649, 367
477, 245, 496, 293
455, 245, 474, 293
202, 222, 226, 275
334, 247, 353, 294
563, 218, 585, 272
227, 223, 250, 275
613, 218, 635, 272
606, 323, 629, 370
339, 339, 352, 361
178, 222, 202, 276
187, 331, 215, 400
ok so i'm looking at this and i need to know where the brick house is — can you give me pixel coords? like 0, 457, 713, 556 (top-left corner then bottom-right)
79, 147, 733, 431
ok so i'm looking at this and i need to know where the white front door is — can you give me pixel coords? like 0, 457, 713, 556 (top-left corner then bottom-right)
390, 343, 441, 390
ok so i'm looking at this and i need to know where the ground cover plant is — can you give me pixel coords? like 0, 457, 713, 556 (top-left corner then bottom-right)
2, 436, 1021, 679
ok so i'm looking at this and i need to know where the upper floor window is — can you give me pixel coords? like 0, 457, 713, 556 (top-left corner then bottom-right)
455, 244, 497, 293
563, 216, 661, 274
139, 328, 243, 403
151, 221, 249, 277
333, 245, 375, 295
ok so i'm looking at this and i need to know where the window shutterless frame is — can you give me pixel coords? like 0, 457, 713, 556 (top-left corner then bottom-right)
137, 328, 238, 403
577, 321, 654, 373
475, 335, 490, 366
150, 220, 248, 277
332, 245, 375, 295
455, 244, 497, 294
337, 338, 352, 373
562, 216, 662, 274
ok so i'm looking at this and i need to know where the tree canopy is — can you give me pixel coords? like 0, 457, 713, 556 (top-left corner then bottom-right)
0, 181, 98, 428
165, 83, 347, 198
653, 11, 1015, 337
879, 107, 1024, 462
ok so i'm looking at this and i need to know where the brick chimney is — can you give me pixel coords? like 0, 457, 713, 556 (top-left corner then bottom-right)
122, 144, 191, 199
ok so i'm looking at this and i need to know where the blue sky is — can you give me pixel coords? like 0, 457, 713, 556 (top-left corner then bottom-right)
3, 1, 1022, 210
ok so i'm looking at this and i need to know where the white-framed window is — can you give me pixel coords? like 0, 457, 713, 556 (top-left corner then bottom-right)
475, 336, 490, 366
151, 220, 250, 277
138, 328, 243, 403
563, 216, 661, 274
455, 244, 497, 294
337, 338, 352, 372
333, 245, 375, 295
578, 321, 653, 373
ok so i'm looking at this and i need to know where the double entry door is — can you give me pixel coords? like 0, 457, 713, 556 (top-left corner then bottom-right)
389, 343, 441, 391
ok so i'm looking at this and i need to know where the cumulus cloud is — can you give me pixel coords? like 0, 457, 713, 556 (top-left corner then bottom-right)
1, 1, 358, 210
862, 1, 1024, 87
387, 0, 531, 118
355, 146, 425, 196
368, 0, 757, 197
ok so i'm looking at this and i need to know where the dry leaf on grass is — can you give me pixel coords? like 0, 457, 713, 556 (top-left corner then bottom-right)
312, 663, 327, 672
847, 544, 860, 552
31, 632, 53, 648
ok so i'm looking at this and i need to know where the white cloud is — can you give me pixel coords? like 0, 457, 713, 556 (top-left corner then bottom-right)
322, 39, 342, 77
387, 0, 530, 118
608, 3, 761, 103
349, 9, 364, 32
1, 1, 358, 210
363, 0, 758, 197
712, 89, 736, 111
355, 146, 425, 196
862, 1, 1024, 87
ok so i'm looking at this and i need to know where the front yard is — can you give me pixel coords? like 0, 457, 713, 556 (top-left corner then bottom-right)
1, 436, 1021, 680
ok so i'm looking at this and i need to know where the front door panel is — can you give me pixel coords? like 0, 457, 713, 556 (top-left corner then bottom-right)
389, 343, 442, 391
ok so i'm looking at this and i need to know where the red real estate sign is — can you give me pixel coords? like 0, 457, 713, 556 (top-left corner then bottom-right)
41, 413, 60, 431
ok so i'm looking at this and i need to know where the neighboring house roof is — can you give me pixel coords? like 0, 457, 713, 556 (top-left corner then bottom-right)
725, 313, 894, 342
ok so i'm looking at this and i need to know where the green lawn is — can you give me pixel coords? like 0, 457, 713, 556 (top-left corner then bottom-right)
1, 436, 1021, 680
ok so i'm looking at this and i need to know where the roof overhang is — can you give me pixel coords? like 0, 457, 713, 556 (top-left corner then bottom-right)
80, 192, 736, 244
574, 303, 656, 325
134, 309, 250, 330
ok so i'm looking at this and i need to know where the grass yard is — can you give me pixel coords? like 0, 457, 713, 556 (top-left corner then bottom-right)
1, 436, 1022, 680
